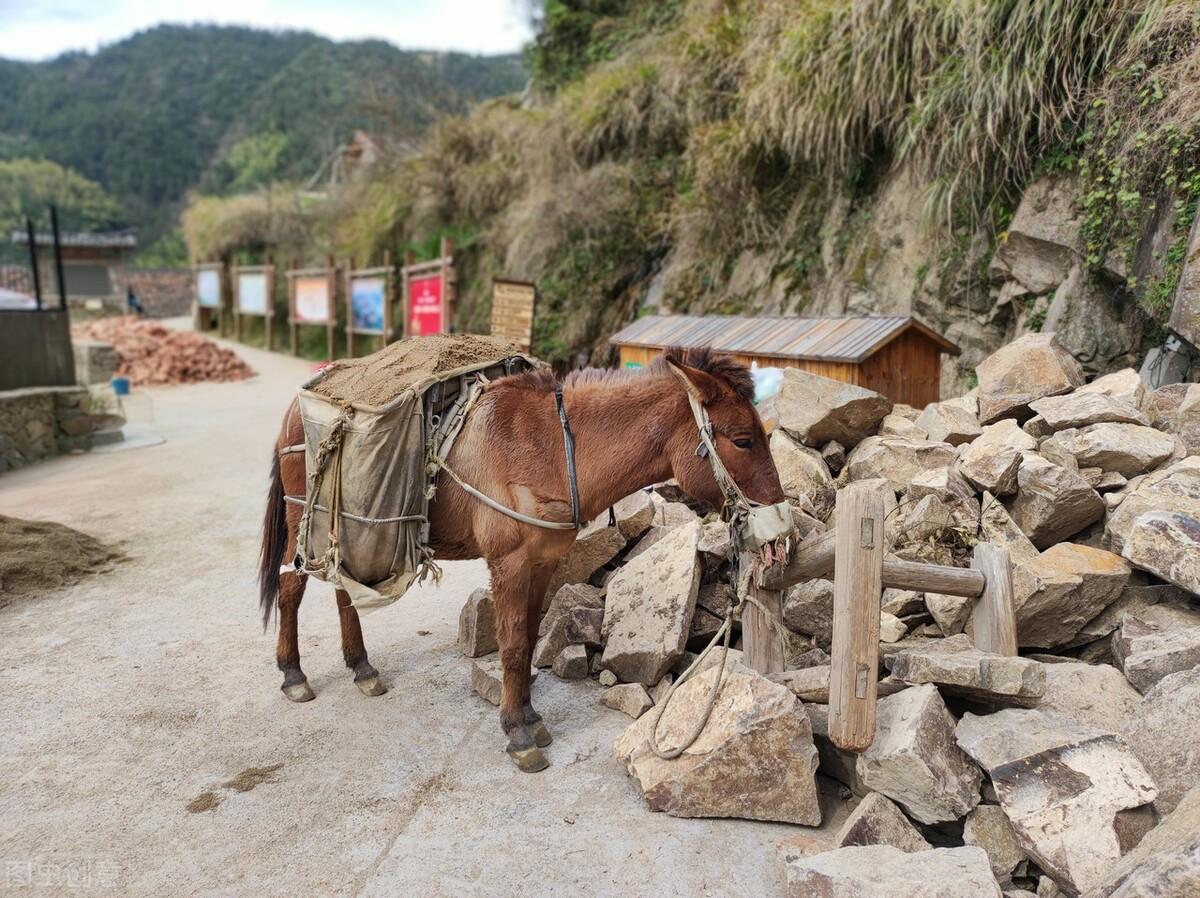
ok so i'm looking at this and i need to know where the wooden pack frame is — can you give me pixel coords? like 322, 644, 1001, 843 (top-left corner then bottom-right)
286, 263, 337, 360
233, 263, 275, 349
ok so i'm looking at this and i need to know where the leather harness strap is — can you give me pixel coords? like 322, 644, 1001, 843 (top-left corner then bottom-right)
556, 382, 582, 530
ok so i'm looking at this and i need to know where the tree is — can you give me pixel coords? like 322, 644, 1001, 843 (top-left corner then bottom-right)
0, 158, 124, 237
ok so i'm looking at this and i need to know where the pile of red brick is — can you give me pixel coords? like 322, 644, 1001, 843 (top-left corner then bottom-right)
73, 317, 255, 386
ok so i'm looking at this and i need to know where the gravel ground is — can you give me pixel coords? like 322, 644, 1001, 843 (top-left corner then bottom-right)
0, 329, 845, 897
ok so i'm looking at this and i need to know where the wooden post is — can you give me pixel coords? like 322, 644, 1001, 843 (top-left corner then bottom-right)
829, 484, 885, 752
264, 259, 274, 352
233, 265, 242, 343
327, 256, 336, 361
740, 551, 786, 675
441, 236, 454, 333
382, 250, 394, 344
969, 544, 1017, 656
288, 258, 298, 356
344, 259, 355, 359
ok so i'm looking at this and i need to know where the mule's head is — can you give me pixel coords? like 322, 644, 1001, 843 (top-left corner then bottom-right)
660, 347, 785, 511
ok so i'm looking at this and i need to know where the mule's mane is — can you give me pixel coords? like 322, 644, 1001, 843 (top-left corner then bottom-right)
495, 346, 754, 403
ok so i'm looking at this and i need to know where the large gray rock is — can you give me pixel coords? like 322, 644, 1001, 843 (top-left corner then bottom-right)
774, 368, 893, 448
1013, 543, 1130, 648
1029, 393, 1149, 431
1007, 452, 1104, 548
1078, 368, 1146, 408
835, 791, 931, 852
855, 684, 983, 824
552, 643, 589, 679
845, 436, 959, 493
544, 516, 626, 606
965, 804, 1028, 881
1112, 605, 1200, 694
783, 578, 834, 650
532, 583, 604, 668
1122, 511, 1200, 595
612, 490, 655, 540
980, 493, 1040, 566
1123, 668, 1200, 815
1104, 844, 1200, 898
784, 845, 1003, 898
770, 429, 835, 506
602, 683, 653, 719
1141, 383, 1191, 432
977, 333, 1085, 424
1105, 457, 1200, 555
614, 662, 821, 824
1083, 785, 1200, 898
886, 634, 1046, 705
1041, 423, 1177, 477
908, 464, 977, 505
990, 175, 1085, 294
1035, 662, 1143, 732
879, 413, 928, 440
956, 709, 1158, 897
960, 420, 1037, 495
1173, 383, 1200, 454
1169, 202, 1200, 347
601, 520, 701, 685
457, 587, 497, 657
917, 401, 983, 446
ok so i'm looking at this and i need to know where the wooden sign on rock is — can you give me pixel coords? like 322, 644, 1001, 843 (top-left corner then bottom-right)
491, 279, 536, 352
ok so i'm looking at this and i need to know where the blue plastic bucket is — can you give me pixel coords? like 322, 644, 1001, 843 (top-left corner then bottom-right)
111, 376, 131, 396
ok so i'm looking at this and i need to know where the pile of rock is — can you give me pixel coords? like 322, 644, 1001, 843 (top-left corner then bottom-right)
459, 332, 1199, 896
72, 317, 255, 385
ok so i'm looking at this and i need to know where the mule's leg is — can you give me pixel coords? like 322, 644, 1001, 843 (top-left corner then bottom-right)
335, 588, 386, 696
277, 571, 314, 702
491, 553, 548, 773
522, 563, 556, 748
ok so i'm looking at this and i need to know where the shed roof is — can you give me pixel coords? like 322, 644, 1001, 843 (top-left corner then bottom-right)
609, 315, 959, 364
11, 229, 137, 249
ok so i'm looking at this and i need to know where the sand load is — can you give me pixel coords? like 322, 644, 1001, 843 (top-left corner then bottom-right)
0, 515, 127, 608
295, 334, 542, 611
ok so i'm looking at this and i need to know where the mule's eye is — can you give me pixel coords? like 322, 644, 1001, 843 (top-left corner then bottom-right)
733, 438, 753, 450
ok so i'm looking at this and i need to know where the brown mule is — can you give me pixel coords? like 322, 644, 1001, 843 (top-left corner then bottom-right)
258, 347, 785, 771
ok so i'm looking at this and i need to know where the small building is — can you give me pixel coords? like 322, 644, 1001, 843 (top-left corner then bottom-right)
609, 314, 960, 407
11, 229, 137, 312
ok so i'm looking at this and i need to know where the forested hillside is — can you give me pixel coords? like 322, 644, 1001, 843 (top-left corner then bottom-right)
0, 25, 526, 245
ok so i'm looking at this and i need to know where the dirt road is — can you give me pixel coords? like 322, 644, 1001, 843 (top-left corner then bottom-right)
0, 332, 842, 897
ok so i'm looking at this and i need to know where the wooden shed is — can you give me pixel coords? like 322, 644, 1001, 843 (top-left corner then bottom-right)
609, 315, 960, 407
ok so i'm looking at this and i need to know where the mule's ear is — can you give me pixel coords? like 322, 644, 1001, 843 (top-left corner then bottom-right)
666, 358, 723, 405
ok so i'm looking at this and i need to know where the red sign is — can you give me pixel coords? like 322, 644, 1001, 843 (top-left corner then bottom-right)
408, 273, 444, 336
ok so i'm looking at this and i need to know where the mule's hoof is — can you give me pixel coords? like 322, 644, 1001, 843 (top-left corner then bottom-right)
355, 676, 387, 697
507, 745, 549, 773
529, 720, 553, 748
281, 681, 315, 703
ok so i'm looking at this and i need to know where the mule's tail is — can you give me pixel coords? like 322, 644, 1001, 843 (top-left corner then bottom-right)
258, 449, 287, 630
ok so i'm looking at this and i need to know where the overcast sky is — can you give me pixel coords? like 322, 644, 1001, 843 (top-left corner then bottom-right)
0, 0, 537, 60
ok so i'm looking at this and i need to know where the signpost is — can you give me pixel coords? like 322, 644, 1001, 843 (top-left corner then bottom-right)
344, 258, 393, 359
193, 263, 224, 333
490, 279, 536, 352
401, 237, 455, 340
287, 263, 337, 359
233, 264, 275, 349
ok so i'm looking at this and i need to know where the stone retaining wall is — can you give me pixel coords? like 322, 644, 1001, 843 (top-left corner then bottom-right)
0, 386, 120, 473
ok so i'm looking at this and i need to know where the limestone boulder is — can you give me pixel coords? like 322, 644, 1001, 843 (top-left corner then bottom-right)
960, 421, 1035, 495
1041, 423, 1176, 477
879, 413, 928, 440
980, 494, 1039, 566
1034, 662, 1143, 732
855, 684, 983, 824
603, 683, 653, 719
990, 174, 1085, 294
1112, 605, 1200, 694
457, 587, 497, 657
1173, 383, 1200, 454
835, 792, 932, 852
612, 490, 655, 540
965, 804, 1028, 881
822, 439, 847, 475
1122, 511, 1200, 596
773, 368, 893, 448
845, 436, 959, 493
1105, 457, 1200, 554
532, 583, 604, 668
784, 845, 1003, 898
544, 517, 626, 606
601, 520, 701, 685
614, 662, 821, 824
925, 591, 973, 636
977, 333, 1085, 424
1007, 452, 1104, 548
1013, 543, 1129, 648
470, 654, 538, 706
564, 605, 604, 647
1029, 392, 1149, 431
907, 465, 977, 505
771, 429, 835, 507
1123, 668, 1200, 815
552, 644, 589, 679
917, 401, 983, 446
956, 708, 1158, 897
1078, 368, 1146, 408
1083, 785, 1200, 898
783, 578, 834, 651
886, 634, 1046, 706
1141, 383, 1191, 432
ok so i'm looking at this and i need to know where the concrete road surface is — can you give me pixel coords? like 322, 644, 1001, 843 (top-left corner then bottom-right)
0, 331, 844, 897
